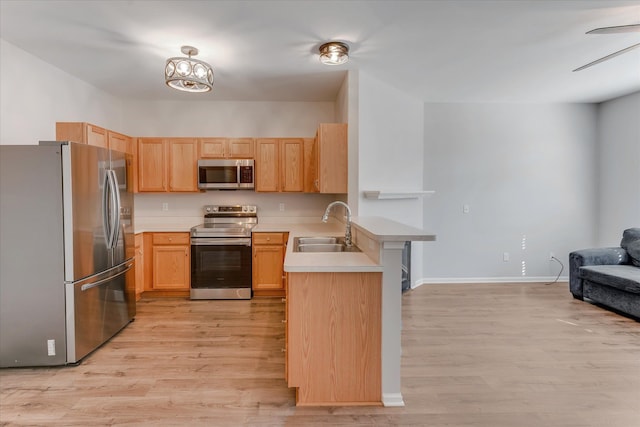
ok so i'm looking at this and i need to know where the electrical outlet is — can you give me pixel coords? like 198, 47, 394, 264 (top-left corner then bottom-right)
279, 203, 285, 212
162, 202, 169, 211
503, 252, 510, 262
463, 204, 470, 214
549, 252, 555, 260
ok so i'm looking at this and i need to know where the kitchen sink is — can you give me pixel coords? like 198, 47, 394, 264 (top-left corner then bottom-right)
293, 237, 361, 253
296, 236, 338, 245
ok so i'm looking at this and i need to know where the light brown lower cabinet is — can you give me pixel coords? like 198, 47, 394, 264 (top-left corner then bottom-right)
141, 232, 190, 297
252, 232, 288, 297
286, 271, 382, 406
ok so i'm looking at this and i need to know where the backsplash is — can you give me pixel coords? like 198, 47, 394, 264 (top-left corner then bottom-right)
134, 192, 340, 221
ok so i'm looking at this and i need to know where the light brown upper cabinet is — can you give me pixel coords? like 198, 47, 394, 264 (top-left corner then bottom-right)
107, 131, 134, 155
255, 138, 304, 192
138, 138, 198, 192
314, 123, 348, 194
199, 138, 254, 159
56, 122, 108, 149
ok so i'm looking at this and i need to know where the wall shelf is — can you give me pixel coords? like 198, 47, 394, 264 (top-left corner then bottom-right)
363, 191, 435, 200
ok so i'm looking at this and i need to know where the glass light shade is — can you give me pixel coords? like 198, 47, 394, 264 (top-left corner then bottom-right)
165, 47, 214, 93
319, 41, 349, 65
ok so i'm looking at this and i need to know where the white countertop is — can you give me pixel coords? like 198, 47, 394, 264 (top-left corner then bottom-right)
272, 222, 383, 273
135, 216, 436, 273
351, 216, 436, 242
134, 216, 200, 233
255, 218, 436, 273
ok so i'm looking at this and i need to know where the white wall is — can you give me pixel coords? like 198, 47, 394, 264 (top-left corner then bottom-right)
0, 40, 123, 145
121, 99, 334, 138
596, 91, 640, 246
422, 103, 598, 282
353, 70, 426, 283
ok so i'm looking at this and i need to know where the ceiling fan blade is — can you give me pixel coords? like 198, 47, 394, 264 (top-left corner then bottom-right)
573, 42, 640, 72
586, 24, 640, 34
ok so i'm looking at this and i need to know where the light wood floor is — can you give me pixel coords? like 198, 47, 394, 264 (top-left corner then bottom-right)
1, 283, 639, 426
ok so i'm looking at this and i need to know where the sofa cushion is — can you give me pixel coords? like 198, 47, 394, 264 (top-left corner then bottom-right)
627, 240, 640, 267
579, 265, 640, 294
620, 228, 640, 250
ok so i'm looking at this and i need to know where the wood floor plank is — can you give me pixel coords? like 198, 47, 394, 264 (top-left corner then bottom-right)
1, 282, 638, 426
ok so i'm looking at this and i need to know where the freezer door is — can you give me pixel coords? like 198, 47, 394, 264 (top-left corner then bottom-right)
63, 142, 111, 282
65, 262, 134, 363
109, 150, 134, 267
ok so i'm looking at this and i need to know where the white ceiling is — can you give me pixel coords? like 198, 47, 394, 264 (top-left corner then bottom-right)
1, 0, 639, 103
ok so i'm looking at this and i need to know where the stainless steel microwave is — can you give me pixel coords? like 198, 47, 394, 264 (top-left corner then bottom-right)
197, 159, 255, 190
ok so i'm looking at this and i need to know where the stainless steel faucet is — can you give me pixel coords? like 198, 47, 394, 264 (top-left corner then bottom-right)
322, 201, 352, 247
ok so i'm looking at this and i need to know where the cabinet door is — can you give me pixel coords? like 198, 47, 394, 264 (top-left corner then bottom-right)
228, 138, 254, 158
167, 139, 198, 192
152, 246, 190, 290
280, 138, 304, 192
108, 131, 132, 154
252, 245, 285, 290
317, 123, 348, 193
86, 124, 108, 149
138, 138, 166, 192
199, 138, 227, 158
255, 139, 280, 192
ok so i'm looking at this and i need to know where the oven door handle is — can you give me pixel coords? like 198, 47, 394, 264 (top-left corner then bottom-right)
191, 238, 252, 246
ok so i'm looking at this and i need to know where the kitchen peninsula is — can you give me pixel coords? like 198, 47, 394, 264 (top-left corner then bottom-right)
254, 217, 436, 407
134, 215, 435, 406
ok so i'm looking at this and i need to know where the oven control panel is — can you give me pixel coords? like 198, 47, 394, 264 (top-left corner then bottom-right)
203, 205, 257, 215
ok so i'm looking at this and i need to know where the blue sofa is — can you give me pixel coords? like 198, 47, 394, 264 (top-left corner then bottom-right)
569, 228, 640, 319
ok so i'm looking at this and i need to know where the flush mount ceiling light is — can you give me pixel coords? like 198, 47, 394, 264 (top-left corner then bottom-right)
165, 45, 214, 93
319, 41, 349, 65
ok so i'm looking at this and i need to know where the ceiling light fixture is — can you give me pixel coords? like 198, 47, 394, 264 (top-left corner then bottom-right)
165, 46, 214, 93
319, 41, 349, 65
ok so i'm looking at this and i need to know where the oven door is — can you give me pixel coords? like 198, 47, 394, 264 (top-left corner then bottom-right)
190, 238, 252, 299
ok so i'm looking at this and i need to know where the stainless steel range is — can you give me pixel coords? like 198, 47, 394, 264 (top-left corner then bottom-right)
190, 205, 257, 300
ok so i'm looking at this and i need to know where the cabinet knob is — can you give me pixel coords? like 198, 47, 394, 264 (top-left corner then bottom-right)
281, 319, 287, 324
281, 348, 286, 352
281, 298, 286, 303
266, 237, 271, 241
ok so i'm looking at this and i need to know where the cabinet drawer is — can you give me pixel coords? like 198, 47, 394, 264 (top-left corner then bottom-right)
152, 232, 189, 245
253, 232, 286, 245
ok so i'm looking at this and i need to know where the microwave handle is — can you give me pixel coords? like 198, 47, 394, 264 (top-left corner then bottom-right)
237, 164, 241, 185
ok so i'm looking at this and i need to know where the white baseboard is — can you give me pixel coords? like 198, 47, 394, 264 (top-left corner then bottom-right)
381, 393, 405, 407
413, 276, 569, 288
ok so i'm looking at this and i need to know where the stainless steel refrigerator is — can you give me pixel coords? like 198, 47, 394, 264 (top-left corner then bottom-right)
0, 141, 135, 367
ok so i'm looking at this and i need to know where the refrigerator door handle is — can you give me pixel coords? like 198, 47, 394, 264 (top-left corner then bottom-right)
101, 171, 111, 248
107, 170, 121, 249
80, 263, 133, 291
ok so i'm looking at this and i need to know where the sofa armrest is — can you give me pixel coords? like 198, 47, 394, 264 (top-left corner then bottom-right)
569, 248, 629, 299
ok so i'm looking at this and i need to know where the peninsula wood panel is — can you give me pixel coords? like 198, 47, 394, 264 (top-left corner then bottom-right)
287, 272, 382, 405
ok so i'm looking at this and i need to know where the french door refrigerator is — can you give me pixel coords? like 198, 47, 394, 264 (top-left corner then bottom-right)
0, 141, 135, 367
